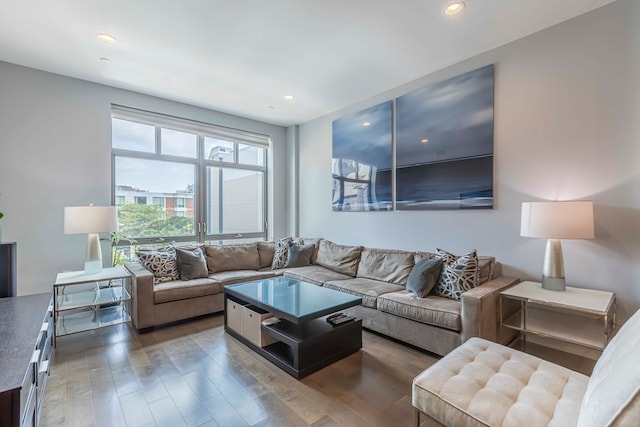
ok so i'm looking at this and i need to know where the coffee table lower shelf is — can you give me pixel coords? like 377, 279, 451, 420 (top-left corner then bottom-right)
225, 317, 362, 379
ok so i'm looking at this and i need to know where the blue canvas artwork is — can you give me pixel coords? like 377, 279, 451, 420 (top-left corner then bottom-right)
396, 65, 494, 210
332, 101, 393, 211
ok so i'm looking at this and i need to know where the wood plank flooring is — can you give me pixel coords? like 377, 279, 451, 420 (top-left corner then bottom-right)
41, 314, 440, 427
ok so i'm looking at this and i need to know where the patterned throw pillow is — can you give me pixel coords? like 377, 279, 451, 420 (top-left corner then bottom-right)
432, 249, 479, 301
271, 237, 293, 269
136, 249, 179, 284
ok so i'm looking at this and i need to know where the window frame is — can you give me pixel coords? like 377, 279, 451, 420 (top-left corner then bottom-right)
111, 106, 269, 246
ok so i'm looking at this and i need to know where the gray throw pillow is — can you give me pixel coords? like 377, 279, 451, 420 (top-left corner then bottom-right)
284, 243, 315, 268
175, 247, 208, 280
406, 258, 443, 298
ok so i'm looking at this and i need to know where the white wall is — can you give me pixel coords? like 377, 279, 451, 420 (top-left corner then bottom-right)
0, 62, 287, 295
297, 0, 640, 323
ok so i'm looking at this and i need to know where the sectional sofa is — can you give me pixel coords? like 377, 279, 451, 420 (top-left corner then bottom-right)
125, 238, 518, 356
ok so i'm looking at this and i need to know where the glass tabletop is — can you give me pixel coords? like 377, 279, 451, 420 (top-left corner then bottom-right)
226, 276, 361, 322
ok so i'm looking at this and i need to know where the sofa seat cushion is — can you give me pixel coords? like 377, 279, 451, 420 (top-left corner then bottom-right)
283, 265, 352, 285
209, 270, 276, 286
154, 278, 222, 304
324, 278, 404, 309
356, 247, 415, 285
413, 337, 589, 427
378, 291, 461, 331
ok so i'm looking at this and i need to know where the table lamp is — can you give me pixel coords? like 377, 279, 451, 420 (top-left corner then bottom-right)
64, 205, 118, 274
520, 201, 594, 291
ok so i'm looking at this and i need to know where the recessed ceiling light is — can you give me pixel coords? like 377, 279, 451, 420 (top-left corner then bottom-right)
362, 122, 371, 127
100, 57, 111, 64
96, 33, 117, 44
283, 94, 295, 101
421, 138, 429, 144
267, 105, 275, 109
444, 1, 465, 16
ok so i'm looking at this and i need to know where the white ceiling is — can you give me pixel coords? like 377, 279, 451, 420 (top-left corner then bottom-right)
0, 0, 614, 127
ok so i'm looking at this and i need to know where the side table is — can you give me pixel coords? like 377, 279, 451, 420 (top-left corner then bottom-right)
54, 266, 132, 346
499, 281, 615, 371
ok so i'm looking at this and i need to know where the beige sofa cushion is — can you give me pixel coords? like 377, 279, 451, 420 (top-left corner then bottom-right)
357, 248, 415, 285
478, 256, 496, 284
378, 291, 461, 331
154, 278, 222, 304
257, 241, 275, 269
208, 270, 276, 286
315, 240, 362, 276
283, 265, 352, 286
301, 237, 322, 263
205, 243, 260, 273
413, 337, 589, 427
324, 278, 403, 309
577, 308, 640, 427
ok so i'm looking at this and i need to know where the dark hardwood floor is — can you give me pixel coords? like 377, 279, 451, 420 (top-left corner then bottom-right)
41, 314, 440, 427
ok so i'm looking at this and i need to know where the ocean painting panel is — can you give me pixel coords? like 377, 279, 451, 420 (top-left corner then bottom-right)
332, 101, 393, 211
396, 65, 494, 210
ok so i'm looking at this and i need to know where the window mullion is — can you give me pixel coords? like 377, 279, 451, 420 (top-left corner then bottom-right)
155, 126, 161, 154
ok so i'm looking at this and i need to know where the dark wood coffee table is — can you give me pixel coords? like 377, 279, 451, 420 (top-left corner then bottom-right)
224, 276, 362, 378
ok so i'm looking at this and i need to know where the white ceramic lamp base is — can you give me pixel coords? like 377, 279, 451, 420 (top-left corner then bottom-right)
84, 233, 103, 274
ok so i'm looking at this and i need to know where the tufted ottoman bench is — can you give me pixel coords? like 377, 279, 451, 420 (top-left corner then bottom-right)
413, 309, 640, 427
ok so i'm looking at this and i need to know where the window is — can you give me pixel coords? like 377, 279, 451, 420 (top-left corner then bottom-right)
112, 106, 269, 245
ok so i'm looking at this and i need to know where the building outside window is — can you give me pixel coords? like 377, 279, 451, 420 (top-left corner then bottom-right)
111, 106, 269, 248
152, 197, 165, 208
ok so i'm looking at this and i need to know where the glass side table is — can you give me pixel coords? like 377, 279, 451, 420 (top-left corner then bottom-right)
53, 266, 132, 346
499, 281, 615, 371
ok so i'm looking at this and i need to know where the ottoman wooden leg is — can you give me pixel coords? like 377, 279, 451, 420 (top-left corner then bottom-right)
414, 408, 420, 427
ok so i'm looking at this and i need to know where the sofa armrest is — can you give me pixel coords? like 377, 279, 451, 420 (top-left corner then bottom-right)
125, 262, 155, 330
460, 276, 519, 343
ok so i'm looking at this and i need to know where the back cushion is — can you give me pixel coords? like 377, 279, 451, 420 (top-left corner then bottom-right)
315, 240, 362, 276
478, 256, 496, 283
301, 237, 322, 264
204, 243, 260, 273
357, 248, 415, 285
577, 309, 640, 427
415, 252, 496, 284
257, 241, 275, 269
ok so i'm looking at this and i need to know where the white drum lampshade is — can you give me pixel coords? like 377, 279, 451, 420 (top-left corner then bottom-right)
64, 205, 118, 274
521, 201, 594, 291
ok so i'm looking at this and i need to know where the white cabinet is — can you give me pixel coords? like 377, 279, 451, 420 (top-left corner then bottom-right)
226, 299, 245, 333
226, 299, 277, 347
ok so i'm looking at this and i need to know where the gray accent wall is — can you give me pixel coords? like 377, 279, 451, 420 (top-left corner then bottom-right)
0, 62, 287, 295
296, 0, 640, 322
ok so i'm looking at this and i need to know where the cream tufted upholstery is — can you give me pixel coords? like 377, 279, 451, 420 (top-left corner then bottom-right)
413, 308, 640, 427
413, 338, 589, 426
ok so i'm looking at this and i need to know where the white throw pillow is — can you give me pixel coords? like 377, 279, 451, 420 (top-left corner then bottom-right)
576, 309, 640, 426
